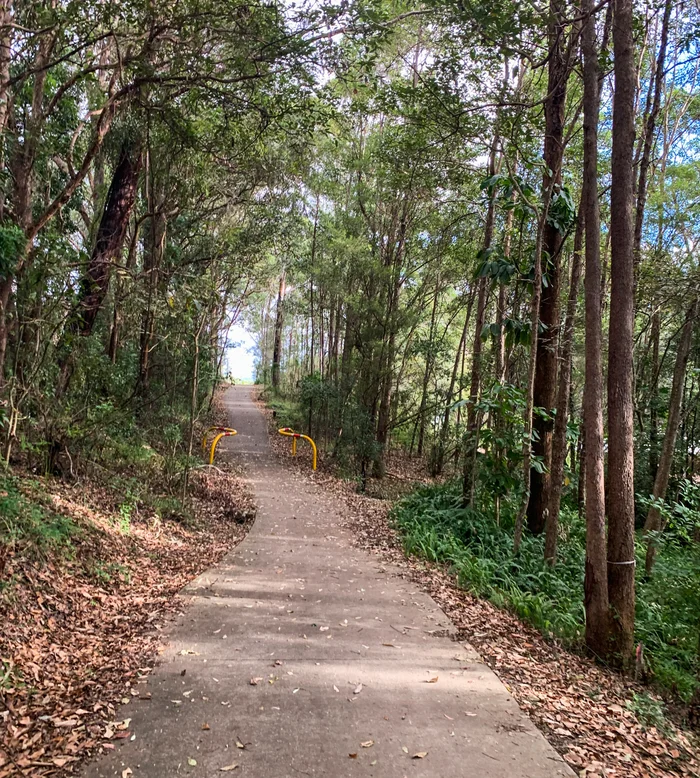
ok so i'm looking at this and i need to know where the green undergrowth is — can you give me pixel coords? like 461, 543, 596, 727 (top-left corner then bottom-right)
0, 474, 80, 561
0, 468, 189, 578
264, 394, 303, 431
1, 401, 219, 583
392, 480, 700, 705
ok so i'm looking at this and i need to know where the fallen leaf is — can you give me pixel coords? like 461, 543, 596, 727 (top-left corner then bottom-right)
202, 723, 211, 730
361, 740, 374, 748
236, 740, 246, 749
412, 752, 428, 759
426, 677, 438, 684
219, 764, 239, 772
354, 683, 363, 694
188, 757, 197, 766
250, 677, 263, 685
0, 458, 256, 778
348, 753, 358, 759
402, 746, 409, 754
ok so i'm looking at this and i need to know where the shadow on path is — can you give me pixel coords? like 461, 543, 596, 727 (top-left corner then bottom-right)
83, 385, 573, 778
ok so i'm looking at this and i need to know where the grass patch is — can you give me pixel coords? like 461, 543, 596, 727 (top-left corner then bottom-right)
265, 393, 304, 431
0, 474, 79, 557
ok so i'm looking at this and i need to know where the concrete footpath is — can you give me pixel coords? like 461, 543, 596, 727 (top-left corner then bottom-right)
83, 385, 573, 778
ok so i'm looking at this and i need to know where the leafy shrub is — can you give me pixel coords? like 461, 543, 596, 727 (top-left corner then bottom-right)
392, 479, 699, 702
392, 481, 585, 642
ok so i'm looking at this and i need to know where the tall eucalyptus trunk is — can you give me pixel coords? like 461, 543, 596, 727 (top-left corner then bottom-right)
581, 0, 610, 658
528, 0, 574, 535
545, 202, 584, 563
607, 0, 638, 667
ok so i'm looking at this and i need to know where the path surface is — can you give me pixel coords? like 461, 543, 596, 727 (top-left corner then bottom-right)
84, 385, 573, 778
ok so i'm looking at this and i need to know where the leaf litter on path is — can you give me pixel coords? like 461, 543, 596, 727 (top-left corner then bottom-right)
327, 460, 700, 778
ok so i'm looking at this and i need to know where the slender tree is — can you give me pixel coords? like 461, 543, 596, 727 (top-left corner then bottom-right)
272, 270, 287, 392
643, 296, 699, 575
581, 0, 610, 657
607, 0, 638, 665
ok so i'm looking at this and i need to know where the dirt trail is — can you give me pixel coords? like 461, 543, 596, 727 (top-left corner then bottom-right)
83, 385, 573, 777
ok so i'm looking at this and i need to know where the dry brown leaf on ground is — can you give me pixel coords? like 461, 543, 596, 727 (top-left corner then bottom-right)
0, 396, 254, 777
256, 400, 700, 778
335, 487, 700, 778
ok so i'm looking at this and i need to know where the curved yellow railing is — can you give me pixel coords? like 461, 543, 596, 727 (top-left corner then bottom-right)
209, 429, 237, 465
202, 426, 236, 452
278, 427, 317, 471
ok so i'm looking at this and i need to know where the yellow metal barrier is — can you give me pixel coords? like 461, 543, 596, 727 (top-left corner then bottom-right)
202, 426, 236, 452
278, 427, 317, 471
209, 429, 237, 465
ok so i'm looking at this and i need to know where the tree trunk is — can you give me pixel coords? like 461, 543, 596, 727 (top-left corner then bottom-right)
0, 278, 13, 388
643, 297, 699, 575
513, 189, 552, 552
527, 0, 573, 535
417, 280, 440, 457
340, 305, 354, 391
648, 309, 661, 480
545, 201, 584, 564
271, 270, 286, 392
333, 297, 342, 384
327, 300, 335, 381
374, 327, 396, 479
607, 0, 637, 667
138, 151, 167, 391
495, 205, 514, 384
57, 137, 142, 396
0, 0, 12, 221
319, 294, 326, 378
633, 0, 672, 275
309, 195, 319, 375
182, 314, 206, 502
577, 421, 586, 515
581, 0, 610, 658
434, 290, 475, 476
462, 137, 498, 506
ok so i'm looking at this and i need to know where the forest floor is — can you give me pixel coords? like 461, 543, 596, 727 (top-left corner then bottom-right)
2, 386, 697, 778
0, 398, 255, 777
259, 401, 700, 778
